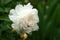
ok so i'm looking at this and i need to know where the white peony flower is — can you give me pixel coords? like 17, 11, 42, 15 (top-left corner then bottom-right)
9, 3, 39, 34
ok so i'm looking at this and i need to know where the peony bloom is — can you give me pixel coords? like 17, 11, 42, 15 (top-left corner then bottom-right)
9, 3, 39, 34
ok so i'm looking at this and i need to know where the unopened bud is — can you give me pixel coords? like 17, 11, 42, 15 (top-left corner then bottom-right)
20, 33, 28, 40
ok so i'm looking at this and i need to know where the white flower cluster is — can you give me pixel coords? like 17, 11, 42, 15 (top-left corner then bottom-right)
9, 3, 39, 34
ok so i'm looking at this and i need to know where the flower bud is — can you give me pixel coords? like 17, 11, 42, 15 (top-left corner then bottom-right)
20, 33, 28, 40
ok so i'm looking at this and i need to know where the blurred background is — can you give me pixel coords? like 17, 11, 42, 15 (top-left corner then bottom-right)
0, 0, 60, 40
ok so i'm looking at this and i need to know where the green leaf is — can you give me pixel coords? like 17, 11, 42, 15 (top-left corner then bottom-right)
0, 0, 12, 5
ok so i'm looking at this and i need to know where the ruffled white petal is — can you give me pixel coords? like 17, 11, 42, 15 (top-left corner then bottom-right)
24, 3, 33, 9
15, 4, 23, 15
11, 23, 20, 31
32, 24, 39, 31
9, 9, 17, 22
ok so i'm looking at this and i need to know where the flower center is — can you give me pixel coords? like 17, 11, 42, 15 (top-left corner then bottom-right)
27, 15, 33, 22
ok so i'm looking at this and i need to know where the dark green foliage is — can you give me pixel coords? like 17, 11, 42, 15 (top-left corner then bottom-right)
0, 0, 60, 40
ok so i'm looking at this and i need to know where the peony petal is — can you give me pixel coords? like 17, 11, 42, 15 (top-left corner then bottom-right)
11, 23, 20, 33
9, 10, 19, 23
32, 24, 39, 31
15, 4, 23, 10
9, 9, 16, 15
15, 4, 23, 15
9, 9, 17, 22
32, 9, 38, 14
33, 14, 39, 23
9, 9, 20, 23
24, 3, 33, 9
